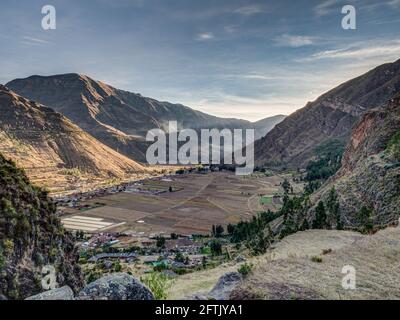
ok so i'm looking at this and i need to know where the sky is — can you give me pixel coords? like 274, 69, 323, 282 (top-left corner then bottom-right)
1, 0, 400, 121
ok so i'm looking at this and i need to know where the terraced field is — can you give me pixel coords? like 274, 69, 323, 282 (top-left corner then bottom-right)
61, 172, 284, 236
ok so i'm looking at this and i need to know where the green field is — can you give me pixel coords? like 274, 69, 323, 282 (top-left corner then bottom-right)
260, 196, 272, 205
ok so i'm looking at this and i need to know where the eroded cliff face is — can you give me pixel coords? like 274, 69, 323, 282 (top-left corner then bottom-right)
314, 94, 400, 227
0, 154, 84, 299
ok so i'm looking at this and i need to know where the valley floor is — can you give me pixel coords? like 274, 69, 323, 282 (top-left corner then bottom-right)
60, 171, 286, 236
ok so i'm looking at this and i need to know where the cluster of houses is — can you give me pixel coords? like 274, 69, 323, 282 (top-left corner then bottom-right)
81, 233, 120, 249
55, 174, 180, 209
82, 232, 207, 271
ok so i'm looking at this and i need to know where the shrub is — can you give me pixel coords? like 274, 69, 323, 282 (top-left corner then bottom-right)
388, 131, 400, 161
141, 272, 174, 300
156, 236, 166, 248
357, 206, 374, 233
0, 247, 5, 270
311, 256, 323, 263
238, 262, 253, 277
209, 240, 223, 256
3, 239, 14, 256
114, 261, 122, 272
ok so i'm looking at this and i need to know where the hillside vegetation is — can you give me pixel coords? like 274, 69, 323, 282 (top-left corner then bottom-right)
0, 154, 83, 299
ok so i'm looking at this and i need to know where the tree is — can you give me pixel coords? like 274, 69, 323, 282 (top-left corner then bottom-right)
174, 252, 185, 263
300, 218, 310, 231
282, 179, 291, 195
170, 233, 178, 240
246, 227, 273, 255
209, 240, 222, 256
227, 224, 235, 235
156, 236, 166, 248
326, 187, 340, 229
357, 206, 374, 232
313, 201, 327, 229
215, 225, 224, 238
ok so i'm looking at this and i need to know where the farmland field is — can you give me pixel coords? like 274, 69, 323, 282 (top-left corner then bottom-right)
61, 172, 285, 236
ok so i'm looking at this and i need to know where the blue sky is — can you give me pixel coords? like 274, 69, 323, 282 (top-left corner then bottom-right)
1, 0, 400, 121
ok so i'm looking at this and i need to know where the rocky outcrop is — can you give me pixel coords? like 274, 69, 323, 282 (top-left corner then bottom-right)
78, 273, 154, 300
0, 154, 84, 299
23, 274, 155, 300
208, 272, 243, 300
184, 272, 243, 300
255, 59, 400, 169
25, 286, 74, 300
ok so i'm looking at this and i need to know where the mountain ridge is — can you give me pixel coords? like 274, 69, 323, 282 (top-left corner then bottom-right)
6, 74, 285, 162
254, 58, 400, 169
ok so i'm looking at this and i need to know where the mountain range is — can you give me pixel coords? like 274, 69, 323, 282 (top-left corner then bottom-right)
6, 74, 285, 163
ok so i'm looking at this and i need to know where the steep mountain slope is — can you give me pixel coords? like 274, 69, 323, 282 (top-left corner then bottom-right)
252, 114, 286, 140
0, 85, 147, 194
254, 59, 400, 169
0, 154, 84, 299
7, 74, 284, 163
314, 93, 400, 227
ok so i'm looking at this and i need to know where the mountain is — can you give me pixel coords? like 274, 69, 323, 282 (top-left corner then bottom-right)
0, 153, 84, 299
6, 74, 284, 163
252, 114, 286, 140
314, 93, 400, 227
254, 59, 400, 169
0, 85, 147, 194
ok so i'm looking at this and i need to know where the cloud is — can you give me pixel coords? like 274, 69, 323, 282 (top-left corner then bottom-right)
20, 36, 50, 46
234, 5, 264, 16
300, 40, 400, 61
274, 34, 315, 48
196, 32, 215, 41
314, 0, 340, 17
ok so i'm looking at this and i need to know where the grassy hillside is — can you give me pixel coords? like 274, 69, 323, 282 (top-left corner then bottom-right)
168, 227, 400, 300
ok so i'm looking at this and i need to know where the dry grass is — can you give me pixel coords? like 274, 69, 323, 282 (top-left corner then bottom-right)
234, 227, 400, 300
167, 230, 362, 299
169, 227, 400, 300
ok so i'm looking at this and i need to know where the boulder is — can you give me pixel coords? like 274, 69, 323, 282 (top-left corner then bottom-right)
25, 286, 75, 300
78, 273, 154, 300
208, 272, 243, 300
235, 255, 247, 263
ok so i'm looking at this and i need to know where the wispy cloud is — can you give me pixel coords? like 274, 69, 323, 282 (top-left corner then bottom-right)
314, 0, 341, 17
20, 36, 50, 46
234, 5, 264, 16
299, 40, 400, 62
196, 32, 215, 41
274, 34, 315, 48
